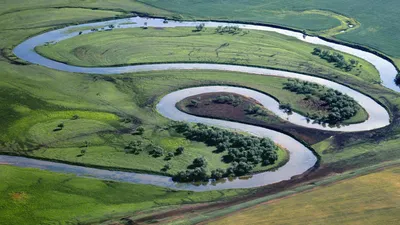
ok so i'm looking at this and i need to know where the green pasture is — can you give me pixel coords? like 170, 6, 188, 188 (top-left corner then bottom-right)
0, 2, 400, 224
0, 165, 247, 225
36, 27, 379, 84
140, 0, 400, 59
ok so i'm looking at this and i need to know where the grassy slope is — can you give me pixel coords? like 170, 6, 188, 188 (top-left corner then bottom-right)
0, 6, 369, 175
0, 67, 311, 175
208, 166, 400, 225
0, 2, 398, 224
141, 0, 400, 59
36, 27, 380, 84
1, 67, 387, 175
0, 0, 172, 15
0, 2, 398, 176
0, 165, 247, 225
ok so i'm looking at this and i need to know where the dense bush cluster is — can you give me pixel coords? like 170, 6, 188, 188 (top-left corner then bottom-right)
148, 145, 164, 158
212, 94, 242, 106
283, 79, 360, 124
319, 89, 360, 123
171, 122, 278, 182
215, 25, 242, 35
173, 166, 208, 182
124, 141, 165, 158
124, 140, 143, 155
312, 48, 358, 71
283, 79, 322, 95
245, 104, 268, 116
279, 103, 293, 114
173, 157, 208, 182
194, 23, 205, 32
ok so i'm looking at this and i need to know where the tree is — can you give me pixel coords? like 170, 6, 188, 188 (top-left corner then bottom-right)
211, 168, 225, 180
279, 103, 292, 114
162, 163, 171, 171
165, 152, 174, 161
172, 167, 208, 182
124, 140, 142, 154
135, 126, 145, 135
312, 48, 322, 55
226, 161, 253, 176
194, 23, 205, 32
80, 149, 87, 155
148, 145, 164, 157
176, 146, 184, 155
192, 157, 207, 168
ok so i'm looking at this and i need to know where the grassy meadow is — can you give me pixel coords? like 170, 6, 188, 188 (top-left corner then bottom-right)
140, 0, 400, 60
208, 166, 400, 225
0, 1, 400, 224
0, 68, 326, 176
0, 165, 247, 225
36, 27, 380, 84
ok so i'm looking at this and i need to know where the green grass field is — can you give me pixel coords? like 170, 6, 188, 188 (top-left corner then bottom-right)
208, 166, 400, 225
140, 0, 400, 59
36, 27, 380, 84
0, 165, 247, 225
1, 68, 317, 176
1, 1, 400, 224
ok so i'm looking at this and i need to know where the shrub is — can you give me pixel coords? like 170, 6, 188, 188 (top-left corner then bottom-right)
124, 140, 143, 154
194, 23, 205, 32
226, 161, 253, 176
245, 105, 267, 116
212, 95, 241, 106
312, 48, 358, 71
192, 157, 207, 168
164, 152, 174, 161
162, 163, 171, 171
211, 168, 225, 180
216, 26, 242, 35
173, 167, 208, 182
135, 126, 145, 135
175, 146, 184, 155
279, 103, 292, 114
148, 145, 164, 158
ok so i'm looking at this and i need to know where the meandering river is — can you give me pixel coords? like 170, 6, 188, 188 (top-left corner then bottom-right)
3, 16, 396, 191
